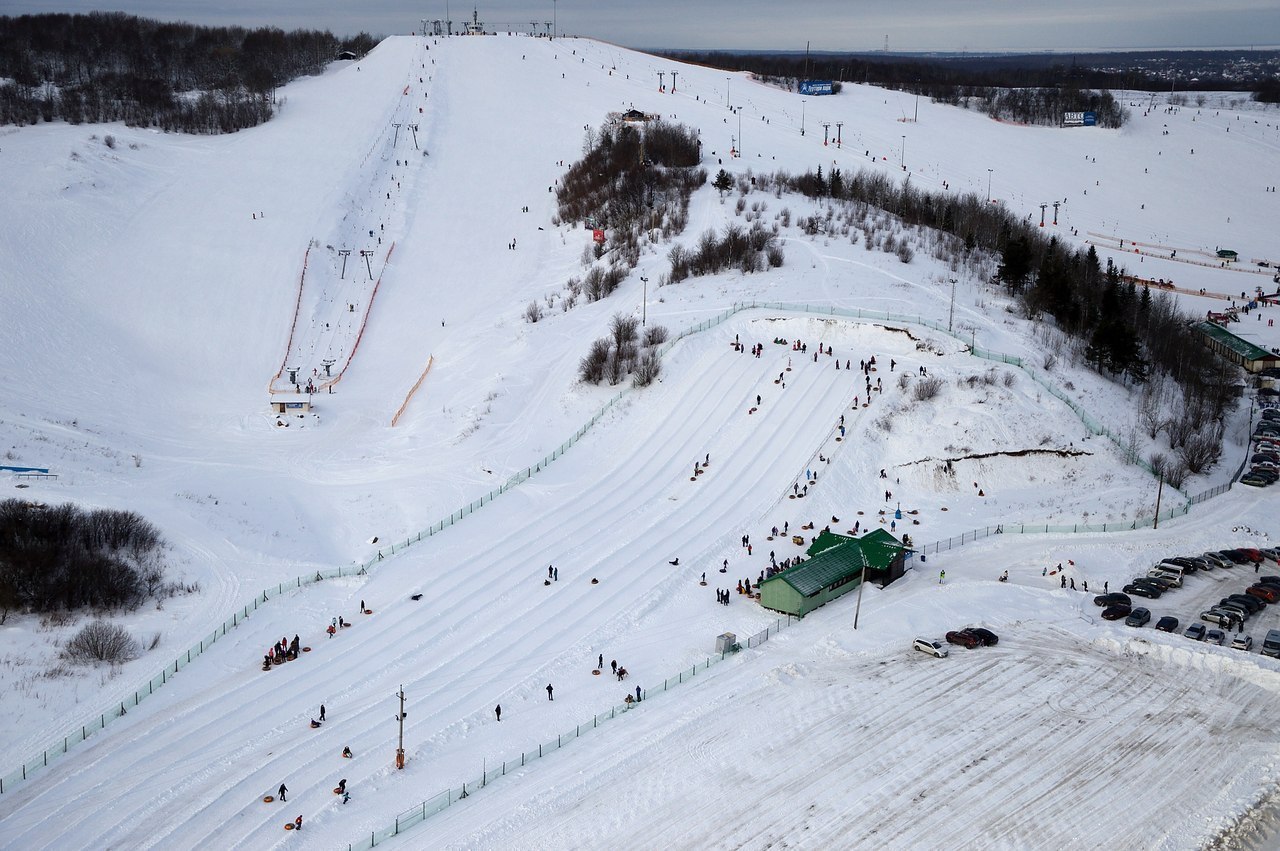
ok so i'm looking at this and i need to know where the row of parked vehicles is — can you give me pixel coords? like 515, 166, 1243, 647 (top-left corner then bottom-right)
913, 627, 1000, 657
1241, 407, 1280, 487
1091, 546, 1280, 656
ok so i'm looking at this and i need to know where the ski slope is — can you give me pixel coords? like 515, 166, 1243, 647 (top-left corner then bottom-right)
2, 31, 1280, 850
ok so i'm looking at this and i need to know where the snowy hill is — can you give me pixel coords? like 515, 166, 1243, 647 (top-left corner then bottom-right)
2, 32, 1280, 850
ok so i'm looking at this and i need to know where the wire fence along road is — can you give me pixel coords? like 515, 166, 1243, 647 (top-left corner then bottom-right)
0, 300, 1232, 798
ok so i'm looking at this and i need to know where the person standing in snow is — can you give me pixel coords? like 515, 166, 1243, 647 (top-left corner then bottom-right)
939, 570, 945, 584
337, 779, 347, 794
635, 685, 642, 702
546, 683, 554, 701
294, 815, 303, 831
278, 783, 288, 802
319, 705, 326, 722
598, 653, 603, 670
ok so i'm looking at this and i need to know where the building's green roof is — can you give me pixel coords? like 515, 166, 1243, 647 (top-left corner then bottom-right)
768, 530, 902, 597
1195, 321, 1276, 363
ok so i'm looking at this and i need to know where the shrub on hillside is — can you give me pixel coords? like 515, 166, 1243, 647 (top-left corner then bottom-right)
63, 620, 139, 664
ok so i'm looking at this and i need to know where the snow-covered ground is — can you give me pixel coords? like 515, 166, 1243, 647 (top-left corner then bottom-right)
1, 32, 1279, 850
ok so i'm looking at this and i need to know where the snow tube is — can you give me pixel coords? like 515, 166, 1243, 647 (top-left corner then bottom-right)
363, 609, 373, 614
302, 647, 312, 652
333, 787, 343, 794
263, 795, 275, 803
592, 669, 601, 676
284, 823, 294, 830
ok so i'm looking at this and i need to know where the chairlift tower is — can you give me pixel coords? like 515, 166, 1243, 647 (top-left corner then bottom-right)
360, 249, 376, 280
337, 249, 351, 279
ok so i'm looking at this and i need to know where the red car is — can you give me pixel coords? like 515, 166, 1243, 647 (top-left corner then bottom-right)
945, 629, 982, 649
1239, 548, 1265, 564
1101, 604, 1132, 620
1247, 585, 1280, 603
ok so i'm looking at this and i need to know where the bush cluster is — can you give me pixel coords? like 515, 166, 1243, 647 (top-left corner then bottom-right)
557, 120, 705, 272
0, 499, 166, 618
667, 223, 782, 282
579, 315, 668, 387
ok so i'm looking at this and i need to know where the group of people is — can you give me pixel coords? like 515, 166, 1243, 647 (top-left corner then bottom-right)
264, 634, 301, 668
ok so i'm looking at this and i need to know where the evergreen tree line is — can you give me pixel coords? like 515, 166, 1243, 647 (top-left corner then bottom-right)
0, 499, 168, 617
0, 12, 376, 132
761, 166, 1234, 427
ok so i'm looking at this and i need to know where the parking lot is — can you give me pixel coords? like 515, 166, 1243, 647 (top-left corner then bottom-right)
1104, 552, 1280, 650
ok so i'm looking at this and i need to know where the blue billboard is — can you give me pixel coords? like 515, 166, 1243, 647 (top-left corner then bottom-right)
799, 80, 833, 96
1063, 111, 1098, 127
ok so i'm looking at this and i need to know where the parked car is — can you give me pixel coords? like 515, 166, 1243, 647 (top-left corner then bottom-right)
1241, 474, 1272, 487
967, 627, 999, 646
1205, 628, 1227, 645
1202, 552, 1233, 569
1185, 623, 1207, 641
1200, 610, 1238, 627
1260, 548, 1280, 563
1093, 592, 1131, 608
1181, 556, 1213, 572
913, 638, 948, 658
1147, 568, 1183, 587
1248, 468, 1279, 482
1247, 585, 1280, 603
946, 630, 982, 649
1240, 548, 1265, 564
1232, 634, 1254, 651
1125, 607, 1151, 627
1123, 583, 1162, 600
1257, 576, 1280, 588
1261, 629, 1280, 658
1101, 604, 1132, 621
1225, 594, 1266, 612
1140, 575, 1178, 591
1222, 550, 1253, 565
1154, 616, 1179, 632
1212, 605, 1250, 625
1165, 557, 1200, 573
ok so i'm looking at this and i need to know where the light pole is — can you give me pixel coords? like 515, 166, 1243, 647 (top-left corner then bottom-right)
737, 108, 742, 157
900, 135, 905, 168
394, 685, 406, 769
947, 278, 957, 333
914, 81, 920, 122
640, 276, 648, 326
552, 0, 556, 39
987, 168, 993, 202
725, 77, 730, 107
801, 99, 806, 136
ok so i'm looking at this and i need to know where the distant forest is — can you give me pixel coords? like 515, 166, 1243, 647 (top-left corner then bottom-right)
0, 13, 377, 133
666, 49, 1280, 127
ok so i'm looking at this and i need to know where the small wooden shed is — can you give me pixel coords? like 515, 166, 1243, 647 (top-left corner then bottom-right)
271, 394, 312, 415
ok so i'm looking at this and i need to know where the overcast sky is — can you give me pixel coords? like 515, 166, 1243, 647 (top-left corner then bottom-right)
7, 0, 1280, 52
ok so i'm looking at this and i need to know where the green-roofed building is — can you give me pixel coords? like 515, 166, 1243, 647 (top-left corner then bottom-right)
758, 528, 906, 617
1194, 321, 1280, 373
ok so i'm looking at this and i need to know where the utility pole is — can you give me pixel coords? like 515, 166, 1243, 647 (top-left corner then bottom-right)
640, 276, 648, 326
670, 70, 677, 93
948, 278, 957, 333
657, 71, 665, 92
737, 108, 742, 157
409, 123, 420, 150
1153, 474, 1164, 529
822, 122, 830, 145
338, 249, 351, 279
394, 685, 406, 769
835, 121, 843, 148
801, 99, 806, 136
900, 135, 905, 168
725, 76, 730, 107
914, 82, 920, 122
987, 168, 993, 202
360, 249, 375, 280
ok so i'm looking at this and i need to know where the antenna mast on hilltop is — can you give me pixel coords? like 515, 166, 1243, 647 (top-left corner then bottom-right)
884, 34, 889, 53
